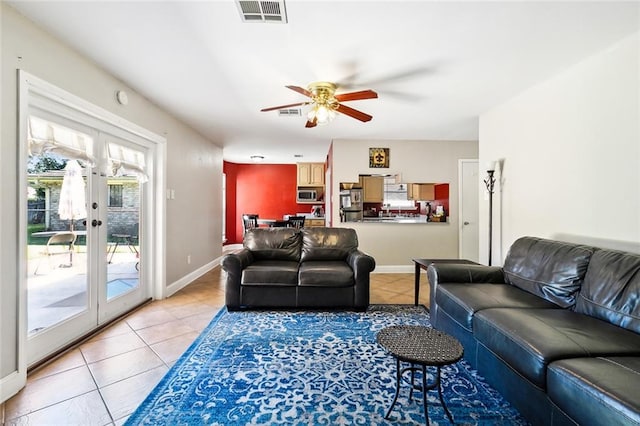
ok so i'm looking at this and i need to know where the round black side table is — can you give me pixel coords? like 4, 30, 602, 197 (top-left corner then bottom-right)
377, 325, 463, 425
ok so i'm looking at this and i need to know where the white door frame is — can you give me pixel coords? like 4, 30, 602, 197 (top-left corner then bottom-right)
17, 70, 166, 366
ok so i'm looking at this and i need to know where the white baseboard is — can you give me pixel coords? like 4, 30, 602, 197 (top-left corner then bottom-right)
0, 370, 26, 405
372, 265, 415, 273
165, 256, 223, 298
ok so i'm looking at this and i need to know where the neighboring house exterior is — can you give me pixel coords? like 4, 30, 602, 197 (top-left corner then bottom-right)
27, 171, 139, 236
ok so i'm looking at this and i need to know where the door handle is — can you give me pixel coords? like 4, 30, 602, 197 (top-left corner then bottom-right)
91, 219, 103, 227
463, 221, 470, 225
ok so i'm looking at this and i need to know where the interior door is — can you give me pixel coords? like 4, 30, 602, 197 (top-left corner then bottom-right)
459, 160, 480, 262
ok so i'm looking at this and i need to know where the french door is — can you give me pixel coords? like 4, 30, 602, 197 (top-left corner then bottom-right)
22, 76, 161, 366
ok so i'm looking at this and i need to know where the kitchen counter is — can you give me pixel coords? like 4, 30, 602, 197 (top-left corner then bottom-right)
289, 214, 325, 227
357, 215, 446, 224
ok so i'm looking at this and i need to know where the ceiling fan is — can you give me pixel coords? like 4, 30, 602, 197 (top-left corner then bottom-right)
261, 82, 378, 128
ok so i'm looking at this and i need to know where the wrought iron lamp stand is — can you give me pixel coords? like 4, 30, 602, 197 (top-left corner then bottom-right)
484, 169, 496, 266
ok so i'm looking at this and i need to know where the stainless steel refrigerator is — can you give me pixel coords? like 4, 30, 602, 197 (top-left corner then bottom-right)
339, 189, 363, 222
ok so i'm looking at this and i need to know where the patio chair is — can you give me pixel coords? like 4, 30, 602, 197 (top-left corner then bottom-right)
108, 223, 140, 271
34, 232, 77, 275
286, 216, 306, 229
242, 214, 259, 234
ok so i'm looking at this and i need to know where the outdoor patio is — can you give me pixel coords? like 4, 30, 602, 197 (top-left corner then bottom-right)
27, 245, 139, 335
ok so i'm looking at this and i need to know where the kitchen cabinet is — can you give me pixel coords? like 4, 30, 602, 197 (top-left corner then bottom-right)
305, 218, 326, 227
409, 183, 435, 201
360, 176, 384, 202
297, 162, 325, 186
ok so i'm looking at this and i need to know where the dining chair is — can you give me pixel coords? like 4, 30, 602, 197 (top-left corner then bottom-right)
242, 214, 259, 234
286, 216, 306, 229
34, 232, 77, 275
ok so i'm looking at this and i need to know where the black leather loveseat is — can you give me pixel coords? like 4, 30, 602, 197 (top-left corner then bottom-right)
222, 227, 375, 311
427, 236, 640, 425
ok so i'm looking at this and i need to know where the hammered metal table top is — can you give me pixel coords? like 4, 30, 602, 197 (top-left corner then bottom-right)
377, 325, 463, 365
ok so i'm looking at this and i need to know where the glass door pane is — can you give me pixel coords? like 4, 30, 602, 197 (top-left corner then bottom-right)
105, 171, 140, 301
99, 135, 148, 323
26, 115, 97, 363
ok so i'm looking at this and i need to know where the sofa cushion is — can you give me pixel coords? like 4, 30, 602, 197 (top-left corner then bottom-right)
244, 228, 301, 262
301, 227, 358, 262
575, 249, 640, 334
435, 283, 559, 332
241, 260, 299, 286
474, 308, 640, 390
548, 357, 640, 426
299, 261, 354, 287
503, 236, 594, 308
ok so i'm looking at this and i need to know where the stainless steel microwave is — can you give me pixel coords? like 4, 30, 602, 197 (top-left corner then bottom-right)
297, 189, 318, 202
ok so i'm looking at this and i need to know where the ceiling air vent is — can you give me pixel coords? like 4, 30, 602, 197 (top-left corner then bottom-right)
278, 108, 301, 117
237, 1, 287, 23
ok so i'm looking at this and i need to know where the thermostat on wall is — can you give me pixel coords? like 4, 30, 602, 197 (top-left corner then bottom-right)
116, 90, 128, 105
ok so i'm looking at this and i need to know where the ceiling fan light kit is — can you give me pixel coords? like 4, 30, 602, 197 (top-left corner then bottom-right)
306, 82, 339, 125
261, 81, 377, 128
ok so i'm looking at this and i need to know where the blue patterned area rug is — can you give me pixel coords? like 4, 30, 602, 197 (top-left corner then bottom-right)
126, 305, 527, 425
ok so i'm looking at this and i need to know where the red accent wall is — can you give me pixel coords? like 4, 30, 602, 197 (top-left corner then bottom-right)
223, 161, 239, 244
434, 183, 450, 215
224, 162, 324, 244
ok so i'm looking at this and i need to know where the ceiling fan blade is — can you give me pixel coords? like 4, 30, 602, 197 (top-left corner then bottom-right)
305, 117, 317, 128
260, 102, 310, 112
335, 90, 378, 102
338, 65, 436, 90
286, 85, 313, 98
336, 104, 373, 122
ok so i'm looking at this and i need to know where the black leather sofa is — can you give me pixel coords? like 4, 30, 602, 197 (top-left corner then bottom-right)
427, 236, 640, 425
222, 227, 375, 310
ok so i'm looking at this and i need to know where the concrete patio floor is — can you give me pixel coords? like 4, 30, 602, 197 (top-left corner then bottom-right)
28, 248, 139, 335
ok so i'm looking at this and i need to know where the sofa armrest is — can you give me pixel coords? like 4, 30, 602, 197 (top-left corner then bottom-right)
347, 250, 376, 308
221, 249, 253, 310
427, 263, 506, 323
427, 263, 506, 286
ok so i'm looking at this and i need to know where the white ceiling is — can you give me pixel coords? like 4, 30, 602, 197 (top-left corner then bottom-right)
8, 1, 640, 164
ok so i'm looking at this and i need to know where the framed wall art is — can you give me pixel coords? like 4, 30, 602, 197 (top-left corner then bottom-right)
369, 147, 389, 168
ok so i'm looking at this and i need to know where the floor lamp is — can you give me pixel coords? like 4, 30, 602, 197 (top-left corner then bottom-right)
484, 162, 496, 266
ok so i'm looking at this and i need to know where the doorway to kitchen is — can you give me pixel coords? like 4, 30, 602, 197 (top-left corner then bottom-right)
19, 72, 165, 366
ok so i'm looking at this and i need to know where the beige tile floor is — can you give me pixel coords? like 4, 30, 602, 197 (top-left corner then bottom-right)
3, 268, 426, 425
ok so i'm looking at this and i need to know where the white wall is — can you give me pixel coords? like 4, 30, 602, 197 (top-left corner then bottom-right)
1, 4, 223, 396
331, 139, 478, 269
479, 32, 640, 262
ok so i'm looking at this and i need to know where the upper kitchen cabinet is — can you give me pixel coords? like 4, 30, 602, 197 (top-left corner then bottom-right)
360, 175, 384, 202
297, 162, 325, 186
408, 183, 435, 201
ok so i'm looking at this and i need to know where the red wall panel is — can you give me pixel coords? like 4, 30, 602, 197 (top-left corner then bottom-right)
434, 183, 450, 216
223, 162, 238, 244
224, 162, 324, 244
